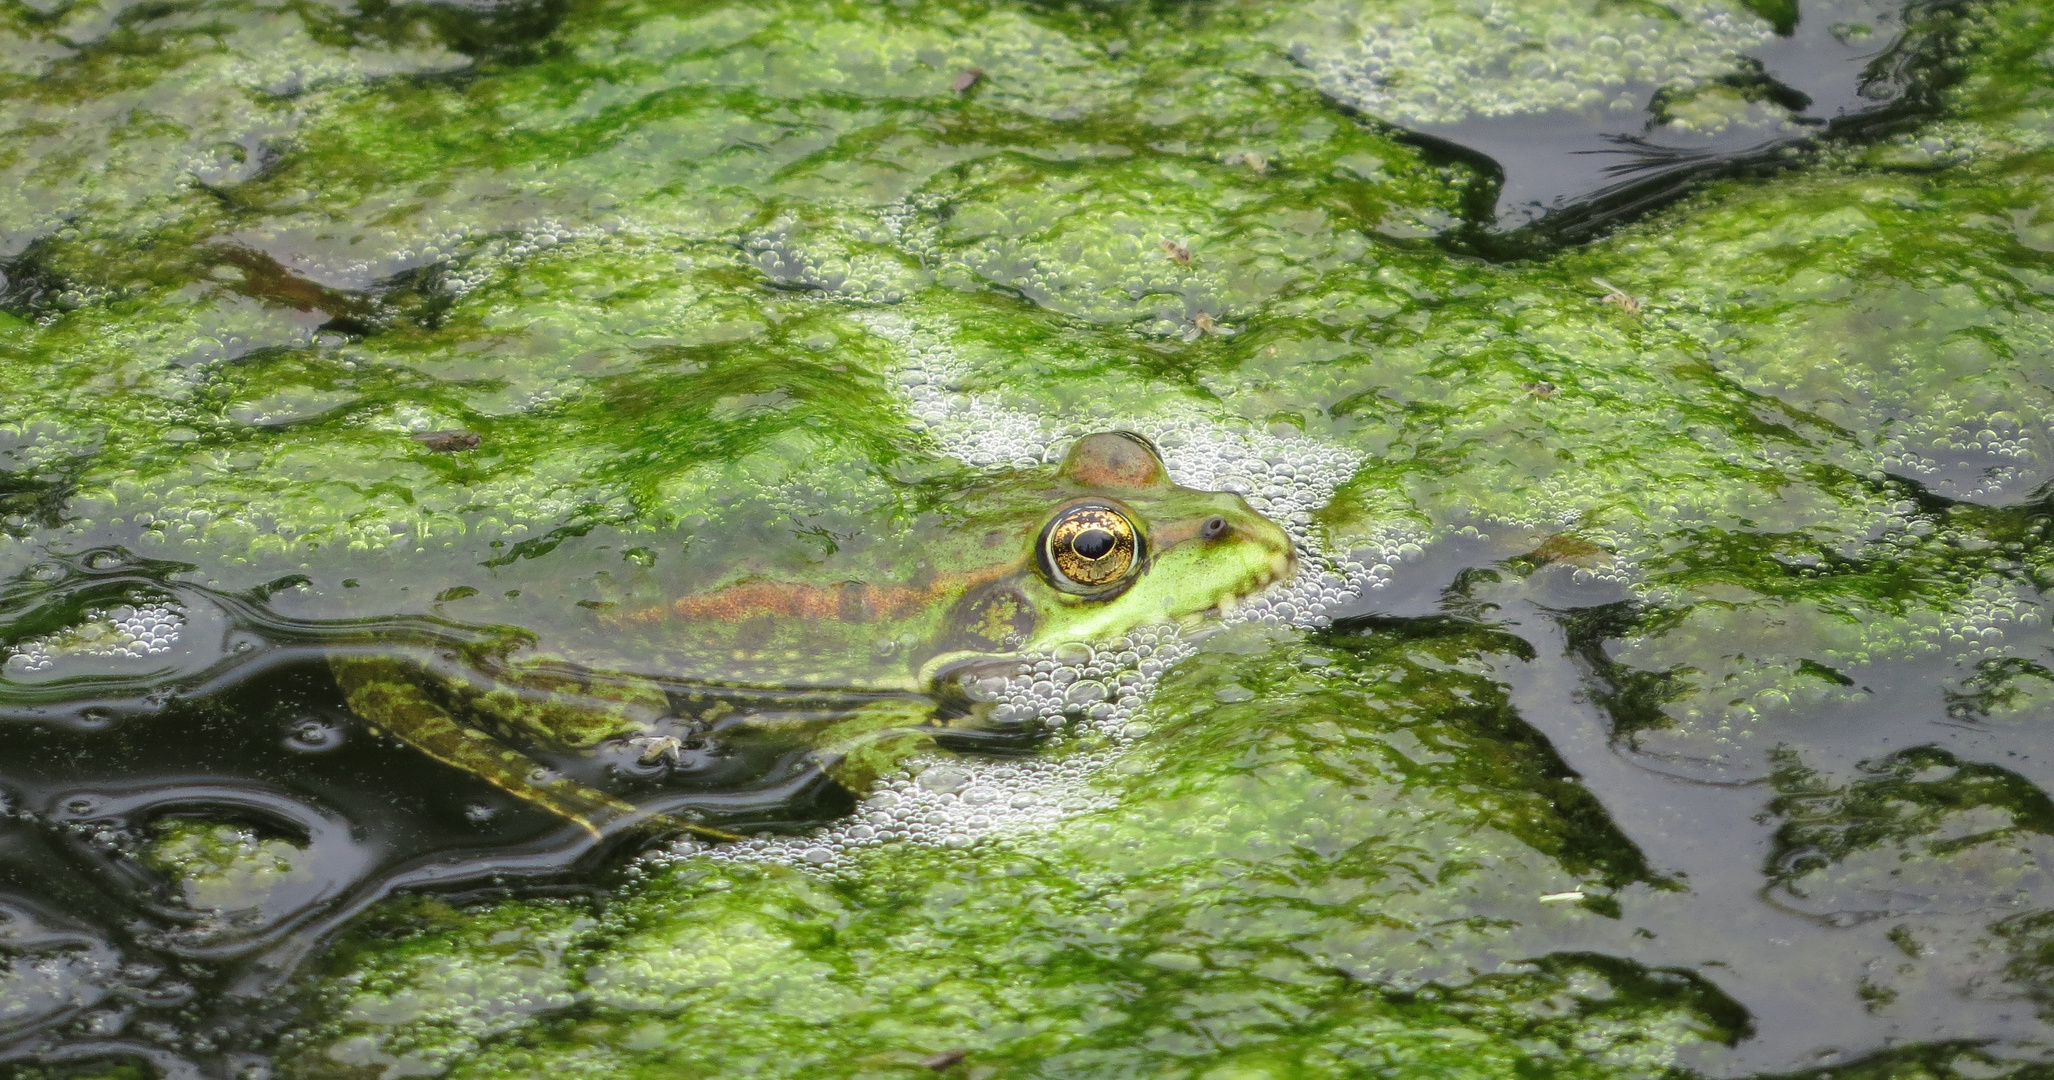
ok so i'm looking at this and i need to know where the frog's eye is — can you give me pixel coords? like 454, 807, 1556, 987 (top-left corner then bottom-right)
1039, 504, 1141, 595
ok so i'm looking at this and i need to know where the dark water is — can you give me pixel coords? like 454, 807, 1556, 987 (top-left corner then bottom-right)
1355, 542, 2054, 1075
0, 551, 911, 1076
1402, 0, 1973, 251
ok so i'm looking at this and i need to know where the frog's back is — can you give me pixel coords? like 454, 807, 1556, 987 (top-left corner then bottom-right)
602, 499, 1050, 692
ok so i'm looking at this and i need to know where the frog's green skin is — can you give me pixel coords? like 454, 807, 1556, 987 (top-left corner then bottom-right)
330, 433, 1294, 838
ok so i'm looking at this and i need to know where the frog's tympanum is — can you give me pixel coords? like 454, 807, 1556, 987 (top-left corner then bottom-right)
330, 433, 1294, 838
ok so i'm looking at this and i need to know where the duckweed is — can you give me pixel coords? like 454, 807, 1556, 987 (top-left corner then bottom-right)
5, 0, 2054, 1074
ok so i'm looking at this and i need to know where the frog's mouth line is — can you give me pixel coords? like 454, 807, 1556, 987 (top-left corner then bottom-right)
1209, 546, 1298, 619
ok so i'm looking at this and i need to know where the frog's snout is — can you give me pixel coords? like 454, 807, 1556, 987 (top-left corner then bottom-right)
1209, 502, 1298, 606
1266, 538, 1297, 586
1256, 523, 1298, 591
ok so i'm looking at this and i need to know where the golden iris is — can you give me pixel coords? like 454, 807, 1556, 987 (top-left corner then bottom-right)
1042, 504, 1139, 591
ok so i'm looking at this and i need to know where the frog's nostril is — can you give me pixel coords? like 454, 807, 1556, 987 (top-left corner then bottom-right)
1201, 516, 1229, 540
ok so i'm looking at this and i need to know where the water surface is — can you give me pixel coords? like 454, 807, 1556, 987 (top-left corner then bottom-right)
4, 0, 2054, 1075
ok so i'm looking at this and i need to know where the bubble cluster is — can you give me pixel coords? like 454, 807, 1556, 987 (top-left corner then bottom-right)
854, 311, 1057, 469
665, 315, 1376, 873
1862, 125, 1997, 169
1876, 415, 2050, 502
1275, 0, 1772, 128
0, 911, 125, 1047
1654, 84, 1803, 139
740, 216, 923, 304
712, 753, 1122, 871
145, 820, 311, 915
876, 192, 947, 259
3, 600, 185, 676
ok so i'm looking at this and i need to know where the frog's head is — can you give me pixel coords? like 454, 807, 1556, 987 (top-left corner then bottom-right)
921, 432, 1295, 686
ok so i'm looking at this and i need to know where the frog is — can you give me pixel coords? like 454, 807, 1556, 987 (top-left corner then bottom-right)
328, 432, 1295, 840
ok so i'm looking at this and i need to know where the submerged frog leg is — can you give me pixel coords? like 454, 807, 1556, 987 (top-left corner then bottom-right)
331, 657, 734, 842
810, 698, 950, 796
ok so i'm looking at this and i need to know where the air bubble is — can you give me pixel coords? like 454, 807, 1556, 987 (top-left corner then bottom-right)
916, 767, 970, 795
1051, 642, 1093, 664
287, 719, 345, 752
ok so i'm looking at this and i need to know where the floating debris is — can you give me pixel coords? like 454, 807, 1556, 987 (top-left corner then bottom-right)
1591, 277, 1641, 314
412, 430, 481, 452
630, 735, 685, 765
1528, 534, 1608, 566
1524, 380, 1557, 399
921, 1049, 968, 1070
1181, 312, 1233, 342
1539, 890, 1587, 903
951, 69, 982, 93
1224, 150, 1268, 173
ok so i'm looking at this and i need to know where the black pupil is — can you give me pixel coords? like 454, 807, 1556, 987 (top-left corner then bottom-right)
1072, 529, 1117, 560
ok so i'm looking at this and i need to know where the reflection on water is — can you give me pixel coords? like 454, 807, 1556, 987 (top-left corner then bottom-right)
0, 560, 867, 1076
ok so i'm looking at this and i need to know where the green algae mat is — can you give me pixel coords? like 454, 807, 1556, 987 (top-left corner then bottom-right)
5, 0, 2054, 1075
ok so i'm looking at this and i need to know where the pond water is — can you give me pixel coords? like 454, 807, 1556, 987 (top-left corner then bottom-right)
4, 0, 2054, 1075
